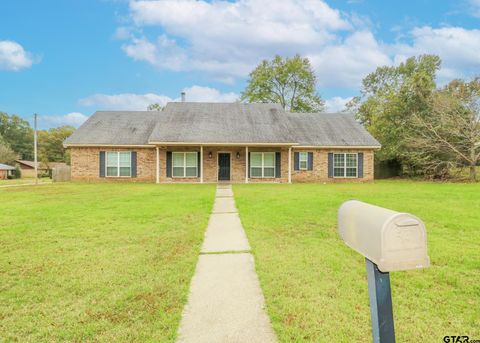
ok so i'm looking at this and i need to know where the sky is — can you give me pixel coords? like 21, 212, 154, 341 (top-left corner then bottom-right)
0, 0, 479, 129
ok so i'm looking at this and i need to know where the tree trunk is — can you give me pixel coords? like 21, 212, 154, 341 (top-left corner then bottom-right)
470, 164, 477, 182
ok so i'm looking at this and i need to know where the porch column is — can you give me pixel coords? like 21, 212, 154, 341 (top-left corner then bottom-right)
200, 146, 204, 183
245, 146, 249, 183
156, 147, 160, 184
288, 147, 292, 184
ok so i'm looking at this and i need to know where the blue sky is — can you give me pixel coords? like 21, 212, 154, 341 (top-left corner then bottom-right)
1, 0, 479, 128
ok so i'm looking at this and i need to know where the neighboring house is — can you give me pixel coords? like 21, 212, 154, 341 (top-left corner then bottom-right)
16, 160, 67, 177
0, 163, 15, 179
64, 102, 381, 183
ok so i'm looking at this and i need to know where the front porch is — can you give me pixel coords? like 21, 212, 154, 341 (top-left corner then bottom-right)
154, 145, 293, 184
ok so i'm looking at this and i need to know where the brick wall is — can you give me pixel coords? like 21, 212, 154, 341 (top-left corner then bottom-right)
291, 148, 374, 182
70, 147, 156, 181
70, 146, 375, 183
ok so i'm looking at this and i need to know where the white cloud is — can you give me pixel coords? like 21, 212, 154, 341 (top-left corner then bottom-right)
123, 0, 351, 79
0, 40, 35, 71
79, 92, 172, 110
120, 1, 480, 90
41, 112, 88, 128
392, 26, 480, 82
469, 0, 480, 17
78, 86, 239, 110
325, 96, 353, 112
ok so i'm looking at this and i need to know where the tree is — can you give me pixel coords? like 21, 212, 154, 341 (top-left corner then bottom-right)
347, 55, 441, 173
38, 126, 75, 163
0, 138, 18, 164
241, 55, 325, 112
147, 103, 164, 111
0, 112, 33, 159
407, 78, 480, 181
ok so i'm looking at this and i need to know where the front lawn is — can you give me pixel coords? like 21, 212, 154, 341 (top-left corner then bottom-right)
0, 183, 215, 342
234, 181, 480, 342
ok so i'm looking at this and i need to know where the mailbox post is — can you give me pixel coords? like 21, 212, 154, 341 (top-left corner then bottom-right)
338, 200, 430, 343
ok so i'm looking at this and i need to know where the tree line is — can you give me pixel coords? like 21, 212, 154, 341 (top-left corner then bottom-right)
240, 54, 479, 181
0, 112, 74, 166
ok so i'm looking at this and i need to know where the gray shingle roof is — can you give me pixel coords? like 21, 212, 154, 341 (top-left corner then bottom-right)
287, 112, 381, 147
148, 102, 297, 144
64, 103, 380, 148
64, 111, 161, 145
0, 163, 15, 170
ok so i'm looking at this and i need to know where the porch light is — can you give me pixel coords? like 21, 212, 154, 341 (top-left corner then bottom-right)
208, 151, 212, 159
236, 152, 241, 159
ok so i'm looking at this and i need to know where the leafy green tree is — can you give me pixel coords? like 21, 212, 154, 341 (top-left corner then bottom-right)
241, 55, 325, 112
347, 55, 441, 173
147, 103, 164, 111
0, 140, 18, 164
38, 126, 75, 163
0, 112, 33, 159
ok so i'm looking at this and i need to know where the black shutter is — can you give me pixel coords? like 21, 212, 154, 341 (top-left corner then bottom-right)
275, 152, 281, 178
328, 153, 334, 178
294, 152, 299, 171
166, 151, 172, 177
99, 151, 105, 177
131, 152, 137, 177
248, 152, 251, 178
197, 151, 201, 177
358, 152, 364, 178
308, 152, 313, 171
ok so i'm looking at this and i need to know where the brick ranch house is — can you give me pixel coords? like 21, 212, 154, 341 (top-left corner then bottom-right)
64, 102, 380, 183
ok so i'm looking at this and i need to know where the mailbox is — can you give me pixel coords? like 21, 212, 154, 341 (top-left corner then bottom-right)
338, 200, 430, 272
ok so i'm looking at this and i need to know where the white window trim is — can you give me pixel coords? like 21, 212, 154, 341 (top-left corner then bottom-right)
172, 152, 198, 178
299, 152, 308, 170
250, 152, 276, 178
106, 151, 132, 178
333, 152, 358, 178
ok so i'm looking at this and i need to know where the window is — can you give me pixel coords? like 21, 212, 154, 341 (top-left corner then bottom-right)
250, 152, 275, 178
333, 153, 357, 177
106, 151, 131, 177
172, 152, 198, 177
299, 152, 308, 170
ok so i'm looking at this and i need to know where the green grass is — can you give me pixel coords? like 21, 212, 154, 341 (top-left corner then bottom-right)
233, 181, 480, 342
0, 183, 215, 342
0, 178, 52, 185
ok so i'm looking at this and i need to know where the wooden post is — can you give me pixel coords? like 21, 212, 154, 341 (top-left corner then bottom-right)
200, 146, 204, 183
288, 147, 292, 184
156, 147, 159, 184
245, 146, 248, 183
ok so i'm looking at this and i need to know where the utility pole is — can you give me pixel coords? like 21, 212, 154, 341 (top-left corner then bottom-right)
34, 113, 38, 184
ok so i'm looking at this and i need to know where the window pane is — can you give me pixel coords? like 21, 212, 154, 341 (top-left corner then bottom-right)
106, 152, 117, 167
334, 154, 345, 167
251, 153, 262, 167
251, 167, 262, 177
185, 167, 197, 177
107, 167, 118, 176
263, 153, 275, 167
299, 152, 308, 162
185, 152, 197, 167
300, 161, 308, 169
264, 167, 275, 177
346, 154, 357, 167
346, 167, 357, 177
119, 152, 131, 167
173, 153, 185, 167
119, 167, 131, 176
173, 167, 184, 177
334, 167, 344, 177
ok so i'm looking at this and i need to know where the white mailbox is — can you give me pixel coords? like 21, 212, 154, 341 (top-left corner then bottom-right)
338, 200, 430, 272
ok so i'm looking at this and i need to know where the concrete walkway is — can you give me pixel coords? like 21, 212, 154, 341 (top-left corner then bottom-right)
177, 185, 277, 343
